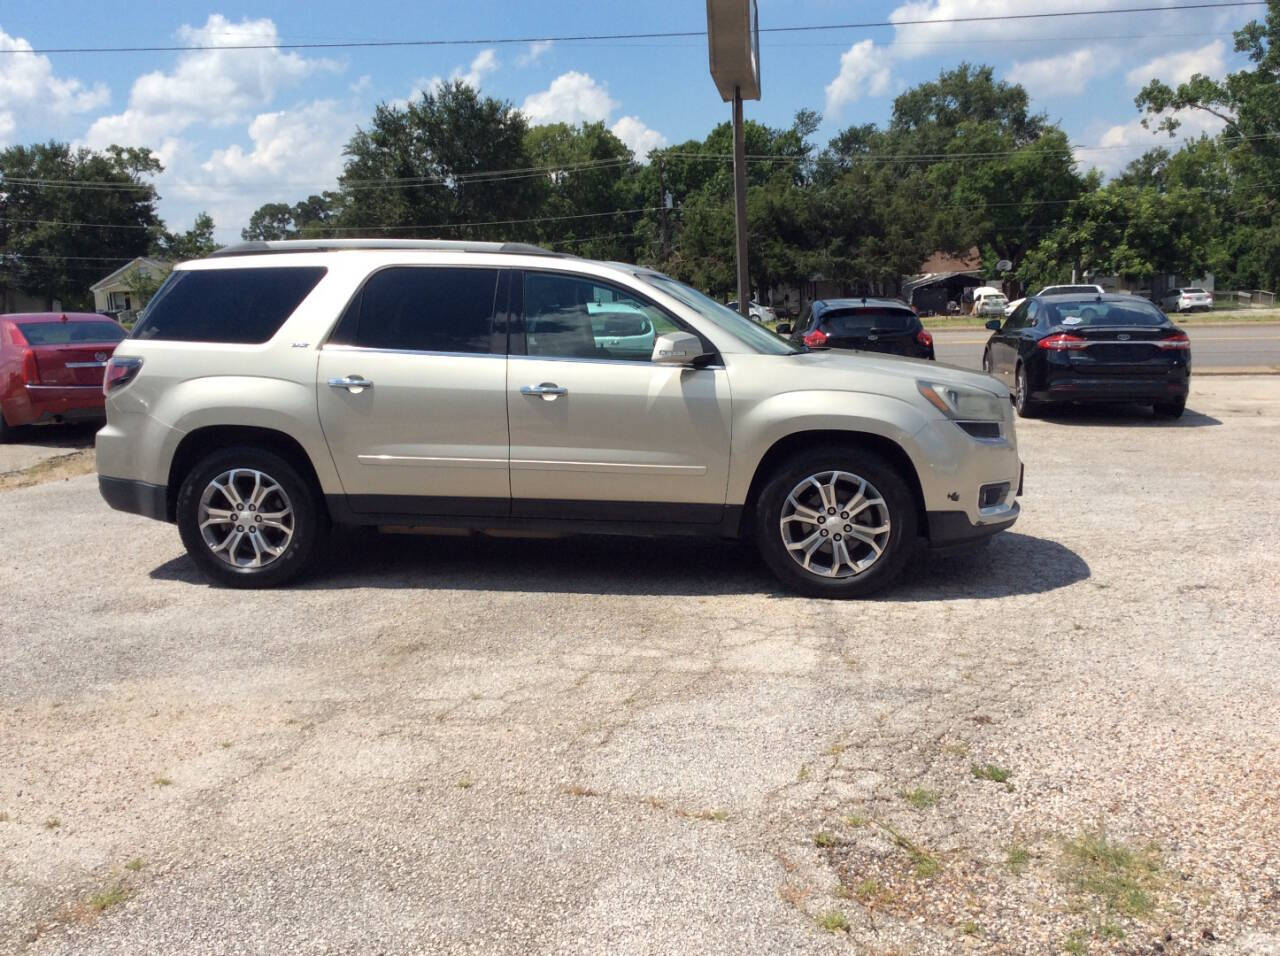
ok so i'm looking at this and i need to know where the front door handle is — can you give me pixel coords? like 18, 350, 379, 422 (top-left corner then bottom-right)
328, 375, 374, 393
521, 383, 568, 399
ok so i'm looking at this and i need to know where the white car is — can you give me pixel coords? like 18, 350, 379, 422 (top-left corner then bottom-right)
971, 287, 1008, 318
1036, 284, 1105, 297
1161, 288, 1213, 313
1004, 297, 1025, 317
726, 300, 777, 324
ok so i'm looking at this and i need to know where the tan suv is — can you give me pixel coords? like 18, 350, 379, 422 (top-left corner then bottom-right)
97, 240, 1022, 597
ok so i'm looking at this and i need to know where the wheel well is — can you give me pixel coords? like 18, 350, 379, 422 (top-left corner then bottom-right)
166, 425, 326, 522
740, 430, 928, 539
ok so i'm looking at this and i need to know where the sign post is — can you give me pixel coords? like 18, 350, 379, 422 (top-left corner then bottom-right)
707, 0, 761, 319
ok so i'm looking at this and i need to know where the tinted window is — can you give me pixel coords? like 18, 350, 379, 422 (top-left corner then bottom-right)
346, 267, 498, 353
1183, 288, 1207, 295
1043, 300, 1170, 328
819, 308, 916, 334
524, 272, 682, 361
133, 267, 326, 343
18, 321, 126, 345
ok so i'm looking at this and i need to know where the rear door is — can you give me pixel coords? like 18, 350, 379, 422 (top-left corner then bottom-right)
316, 266, 512, 516
15, 320, 126, 386
506, 269, 731, 523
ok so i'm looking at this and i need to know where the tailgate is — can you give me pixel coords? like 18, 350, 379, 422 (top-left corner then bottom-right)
30, 345, 116, 386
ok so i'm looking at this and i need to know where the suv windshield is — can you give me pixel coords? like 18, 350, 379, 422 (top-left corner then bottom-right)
640, 274, 798, 355
1044, 300, 1170, 327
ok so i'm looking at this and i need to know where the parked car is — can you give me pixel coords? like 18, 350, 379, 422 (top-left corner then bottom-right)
1004, 297, 1026, 317
98, 239, 1022, 597
1035, 284, 1105, 297
971, 287, 1009, 318
981, 293, 1190, 419
726, 300, 778, 324
777, 298, 934, 360
1161, 287, 1213, 313
0, 312, 126, 441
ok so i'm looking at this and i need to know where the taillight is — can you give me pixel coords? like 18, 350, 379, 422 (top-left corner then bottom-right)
1038, 334, 1088, 351
1155, 333, 1191, 350
20, 348, 39, 384
103, 356, 143, 395
916, 330, 934, 349
803, 329, 829, 348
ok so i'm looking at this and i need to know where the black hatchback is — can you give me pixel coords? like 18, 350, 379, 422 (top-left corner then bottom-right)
779, 298, 934, 360
982, 294, 1190, 418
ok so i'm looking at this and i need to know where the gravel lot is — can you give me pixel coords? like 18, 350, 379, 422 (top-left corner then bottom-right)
1, 378, 1277, 955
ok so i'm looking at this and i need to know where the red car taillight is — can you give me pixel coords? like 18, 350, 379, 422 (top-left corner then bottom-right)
1038, 333, 1088, 351
20, 348, 39, 384
803, 329, 829, 348
916, 330, 934, 348
103, 356, 143, 395
1155, 333, 1191, 350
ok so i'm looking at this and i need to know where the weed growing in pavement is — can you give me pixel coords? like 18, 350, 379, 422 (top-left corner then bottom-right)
153, 776, 173, 787
1063, 929, 1088, 955
824, 742, 848, 756
43, 817, 60, 830
695, 809, 729, 822
218, 741, 232, 749
817, 910, 850, 933
942, 740, 970, 757
845, 814, 870, 828
1100, 922, 1126, 940
1007, 843, 1033, 875
456, 776, 474, 789
902, 787, 940, 809
0, 811, 8, 822
960, 920, 980, 936
88, 883, 131, 912
563, 784, 599, 798
971, 763, 1011, 783
853, 878, 884, 902
797, 764, 812, 782
124, 858, 144, 872
1061, 831, 1162, 917
881, 824, 941, 878
814, 830, 838, 848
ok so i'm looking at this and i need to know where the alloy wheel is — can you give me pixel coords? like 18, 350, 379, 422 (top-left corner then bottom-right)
197, 468, 295, 569
778, 470, 892, 579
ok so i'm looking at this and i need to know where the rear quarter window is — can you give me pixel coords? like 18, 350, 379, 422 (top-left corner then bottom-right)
132, 267, 327, 344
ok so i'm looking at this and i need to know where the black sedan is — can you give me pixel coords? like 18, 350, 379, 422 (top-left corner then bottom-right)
778, 298, 934, 360
982, 294, 1190, 418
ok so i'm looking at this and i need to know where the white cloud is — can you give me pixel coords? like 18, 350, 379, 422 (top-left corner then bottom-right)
610, 116, 668, 159
1006, 48, 1100, 98
456, 49, 499, 89
825, 40, 893, 114
521, 71, 618, 125
1078, 108, 1227, 177
83, 15, 338, 149
0, 27, 108, 144
517, 40, 553, 67
1126, 41, 1226, 88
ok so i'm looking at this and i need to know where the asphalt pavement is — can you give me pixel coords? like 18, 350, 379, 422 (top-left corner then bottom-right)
932, 322, 1280, 373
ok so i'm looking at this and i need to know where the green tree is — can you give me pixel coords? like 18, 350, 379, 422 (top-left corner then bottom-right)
155, 211, 218, 261
0, 142, 162, 309
242, 193, 342, 241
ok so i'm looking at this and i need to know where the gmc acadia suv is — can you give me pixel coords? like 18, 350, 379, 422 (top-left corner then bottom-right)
97, 240, 1023, 597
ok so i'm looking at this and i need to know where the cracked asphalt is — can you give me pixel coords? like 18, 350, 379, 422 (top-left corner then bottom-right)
1, 378, 1278, 954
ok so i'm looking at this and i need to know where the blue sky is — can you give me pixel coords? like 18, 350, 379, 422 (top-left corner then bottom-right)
0, 1, 1258, 241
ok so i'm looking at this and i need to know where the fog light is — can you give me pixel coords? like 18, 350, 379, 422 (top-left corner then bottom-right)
979, 483, 1010, 509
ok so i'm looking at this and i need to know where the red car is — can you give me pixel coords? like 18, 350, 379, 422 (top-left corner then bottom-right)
0, 312, 127, 441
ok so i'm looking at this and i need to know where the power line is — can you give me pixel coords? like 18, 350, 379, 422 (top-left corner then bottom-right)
1, 3, 1264, 55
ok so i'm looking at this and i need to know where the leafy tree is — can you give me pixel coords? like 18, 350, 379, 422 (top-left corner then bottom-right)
242, 193, 342, 240
0, 142, 162, 309
155, 211, 218, 261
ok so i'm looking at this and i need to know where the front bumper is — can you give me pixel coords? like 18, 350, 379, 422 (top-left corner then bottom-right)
927, 506, 1019, 551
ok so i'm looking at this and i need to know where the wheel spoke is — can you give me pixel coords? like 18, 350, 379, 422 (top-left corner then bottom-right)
200, 508, 236, 530
810, 474, 839, 512
831, 539, 853, 576
782, 495, 821, 526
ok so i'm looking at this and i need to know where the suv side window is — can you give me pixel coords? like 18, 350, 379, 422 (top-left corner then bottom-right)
337, 267, 499, 354
133, 267, 327, 343
520, 271, 686, 362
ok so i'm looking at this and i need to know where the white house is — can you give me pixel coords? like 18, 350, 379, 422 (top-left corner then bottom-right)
89, 257, 171, 315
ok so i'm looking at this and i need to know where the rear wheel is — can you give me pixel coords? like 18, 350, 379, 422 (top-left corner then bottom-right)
0, 411, 12, 443
1154, 398, 1186, 418
176, 446, 328, 588
1013, 363, 1042, 418
754, 446, 918, 598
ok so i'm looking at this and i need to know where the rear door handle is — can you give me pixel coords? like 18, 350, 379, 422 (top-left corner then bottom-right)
521, 383, 568, 397
328, 375, 374, 392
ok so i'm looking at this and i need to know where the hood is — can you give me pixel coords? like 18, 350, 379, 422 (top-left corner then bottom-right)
792, 348, 1010, 398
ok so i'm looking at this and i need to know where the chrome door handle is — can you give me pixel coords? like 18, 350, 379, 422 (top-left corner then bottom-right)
521, 383, 568, 397
328, 375, 374, 392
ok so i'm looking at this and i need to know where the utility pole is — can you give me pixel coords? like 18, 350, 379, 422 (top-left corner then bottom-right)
732, 87, 750, 317
657, 155, 670, 262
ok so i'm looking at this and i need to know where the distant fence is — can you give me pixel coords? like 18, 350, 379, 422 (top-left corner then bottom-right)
1212, 290, 1276, 309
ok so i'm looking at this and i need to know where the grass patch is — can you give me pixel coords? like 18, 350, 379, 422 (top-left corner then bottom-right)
1007, 843, 1033, 875
797, 764, 812, 782
1100, 922, 1126, 940
852, 878, 887, 903
0, 449, 95, 492
971, 763, 1011, 783
152, 776, 173, 787
960, 920, 980, 936
1063, 929, 1088, 955
43, 817, 61, 830
124, 858, 144, 872
817, 910, 850, 933
844, 813, 870, 828
902, 787, 940, 809
882, 824, 940, 878
695, 808, 729, 822
813, 830, 838, 848
1061, 831, 1162, 917
87, 883, 132, 912
456, 776, 474, 789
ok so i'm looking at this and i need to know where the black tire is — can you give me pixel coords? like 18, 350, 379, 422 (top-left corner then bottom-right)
0, 411, 12, 443
754, 445, 919, 599
1153, 398, 1186, 418
176, 446, 329, 588
981, 350, 993, 374
1013, 363, 1044, 419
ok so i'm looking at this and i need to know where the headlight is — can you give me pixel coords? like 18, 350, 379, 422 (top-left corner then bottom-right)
917, 381, 1006, 422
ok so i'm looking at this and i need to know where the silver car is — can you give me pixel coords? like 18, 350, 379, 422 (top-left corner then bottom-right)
1161, 287, 1213, 313
97, 240, 1022, 597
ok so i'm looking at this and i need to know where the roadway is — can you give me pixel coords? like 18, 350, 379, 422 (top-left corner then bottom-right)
931, 323, 1280, 372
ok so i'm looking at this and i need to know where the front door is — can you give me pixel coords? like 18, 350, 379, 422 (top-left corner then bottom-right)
316, 266, 511, 516
506, 270, 732, 523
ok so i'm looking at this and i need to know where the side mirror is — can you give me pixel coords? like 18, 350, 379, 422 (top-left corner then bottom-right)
985, 319, 1001, 331
776, 323, 792, 336
652, 331, 704, 366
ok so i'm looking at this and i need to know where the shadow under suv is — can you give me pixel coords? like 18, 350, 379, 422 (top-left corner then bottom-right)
98, 239, 1022, 598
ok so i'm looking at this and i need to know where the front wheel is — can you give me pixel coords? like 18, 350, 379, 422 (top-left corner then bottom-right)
754, 446, 918, 599
1013, 363, 1042, 418
982, 350, 993, 374
176, 446, 329, 588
